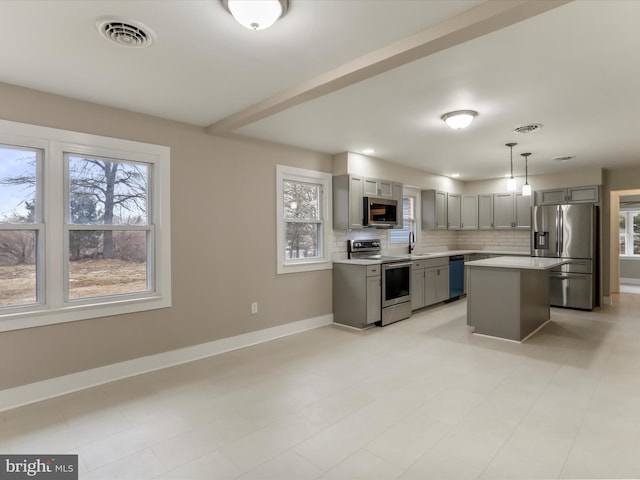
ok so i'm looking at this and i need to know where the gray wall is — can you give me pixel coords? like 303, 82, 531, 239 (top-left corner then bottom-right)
0, 82, 333, 390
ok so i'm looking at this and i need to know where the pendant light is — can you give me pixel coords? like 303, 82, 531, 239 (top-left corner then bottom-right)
506, 142, 517, 191
521, 152, 532, 196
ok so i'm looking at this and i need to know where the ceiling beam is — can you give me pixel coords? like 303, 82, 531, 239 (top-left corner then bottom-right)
207, 0, 571, 135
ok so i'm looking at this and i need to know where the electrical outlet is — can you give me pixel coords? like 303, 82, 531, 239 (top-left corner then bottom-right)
251, 302, 258, 314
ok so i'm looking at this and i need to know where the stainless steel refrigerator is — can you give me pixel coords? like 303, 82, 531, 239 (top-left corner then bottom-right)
531, 203, 598, 310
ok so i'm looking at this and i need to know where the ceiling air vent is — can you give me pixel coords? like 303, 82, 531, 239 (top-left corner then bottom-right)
96, 18, 155, 48
513, 123, 543, 134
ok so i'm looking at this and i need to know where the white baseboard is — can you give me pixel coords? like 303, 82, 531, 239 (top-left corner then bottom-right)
0, 314, 333, 413
620, 277, 640, 286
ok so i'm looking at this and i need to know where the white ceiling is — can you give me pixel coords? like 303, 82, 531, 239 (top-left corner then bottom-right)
1, 0, 638, 181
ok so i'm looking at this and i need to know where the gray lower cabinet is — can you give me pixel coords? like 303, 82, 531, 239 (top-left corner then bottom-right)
333, 263, 381, 328
411, 257, 450, 310
366, 274, 381, 324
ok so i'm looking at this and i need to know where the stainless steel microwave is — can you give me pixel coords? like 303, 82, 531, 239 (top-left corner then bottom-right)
363, 197, 398, 228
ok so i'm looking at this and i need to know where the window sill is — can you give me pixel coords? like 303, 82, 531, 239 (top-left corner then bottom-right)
0, 295, 171, 333
277, 259, 332, 275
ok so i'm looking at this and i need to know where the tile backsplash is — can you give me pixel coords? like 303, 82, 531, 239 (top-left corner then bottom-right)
332, 229, 529, 258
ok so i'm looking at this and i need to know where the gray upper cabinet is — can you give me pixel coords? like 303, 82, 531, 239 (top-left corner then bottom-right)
461, 195, 478, 230
493, 193, 515, 229
494, 192, 532, 229
514, 193, 532, 229
393, 182, 403, 229
478, 194, 493, 229
421, 190, 447, 230
535, 185, 599, 205
536, 188, 566, 205
364, 177, 394, 198
568, 186, 599, 203
447, 193, 462, 230
333, 174, 403, 230
333, 174, 364, 230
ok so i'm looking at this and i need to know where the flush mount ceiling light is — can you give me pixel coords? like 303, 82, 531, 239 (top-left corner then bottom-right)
513, 123, 543, 134
521, 152, 532, 196
222, 0, 289, 30
96, 17, 155, 48
553, 155, 575, 162
441, 110, 478, 130
506, 142, 517, 191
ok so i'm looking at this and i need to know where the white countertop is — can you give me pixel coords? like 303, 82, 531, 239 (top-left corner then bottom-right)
333, 249, 528, 265
465, 256, 569, 270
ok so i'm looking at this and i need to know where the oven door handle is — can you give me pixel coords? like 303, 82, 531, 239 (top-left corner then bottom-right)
384, 262, 413, 269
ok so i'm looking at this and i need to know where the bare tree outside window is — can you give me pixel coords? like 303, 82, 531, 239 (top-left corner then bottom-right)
283, 180, 322, 259
67, 155, 151, 299
0, 146, 39, 307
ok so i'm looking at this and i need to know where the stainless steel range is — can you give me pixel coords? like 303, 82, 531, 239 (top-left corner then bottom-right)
348, 239, 412, 326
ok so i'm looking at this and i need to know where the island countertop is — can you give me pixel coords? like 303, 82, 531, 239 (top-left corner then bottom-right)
465, 256, 569, 270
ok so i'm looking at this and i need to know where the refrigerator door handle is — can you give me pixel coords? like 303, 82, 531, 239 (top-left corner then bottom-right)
557, 207, 563, 256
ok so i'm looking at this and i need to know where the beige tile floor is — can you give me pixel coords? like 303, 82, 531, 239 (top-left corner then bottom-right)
2, 293, 640, 479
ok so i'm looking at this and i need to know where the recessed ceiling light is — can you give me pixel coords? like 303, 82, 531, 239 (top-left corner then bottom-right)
553, 155, 575, 162
451, 173, 460, 178
513, 123, 543, 134
363, 148, 375, 155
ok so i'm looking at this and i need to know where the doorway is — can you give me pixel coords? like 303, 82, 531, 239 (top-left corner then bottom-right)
610, 189, 640, 295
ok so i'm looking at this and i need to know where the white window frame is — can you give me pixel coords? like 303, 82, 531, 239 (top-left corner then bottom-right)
620, 210, 640, 257
276, 165, 332, 274
0, 119, 171, 332
389, 188, 419, 246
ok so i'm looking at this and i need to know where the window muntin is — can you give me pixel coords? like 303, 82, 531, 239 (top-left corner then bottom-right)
0, 119, 171, 332
276, 165, 331, 274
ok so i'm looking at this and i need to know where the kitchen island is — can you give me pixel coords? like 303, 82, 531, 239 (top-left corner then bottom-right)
465, 256, 568, 342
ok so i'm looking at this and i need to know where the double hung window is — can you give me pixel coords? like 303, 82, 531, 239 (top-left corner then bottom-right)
0, 119, 170, 332
276, 165, 331, 274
